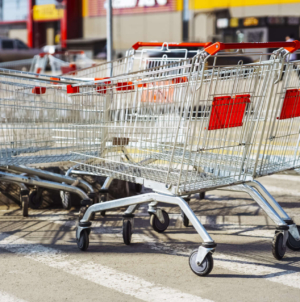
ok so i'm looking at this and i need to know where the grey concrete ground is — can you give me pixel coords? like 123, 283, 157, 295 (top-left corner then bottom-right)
0, 174, 300, 302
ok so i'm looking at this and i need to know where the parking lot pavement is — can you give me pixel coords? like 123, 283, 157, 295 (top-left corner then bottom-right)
0, 174, 300, 302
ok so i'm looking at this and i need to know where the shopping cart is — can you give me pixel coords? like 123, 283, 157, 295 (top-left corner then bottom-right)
0, 70, 98, 215
0, 59, 33, 72
62, 41, 211, 79
30, 50, 95, 75
67, 41, 300, 276
61, 42, 212, 214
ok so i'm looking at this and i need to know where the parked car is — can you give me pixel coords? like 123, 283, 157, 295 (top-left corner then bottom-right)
0, 38, 40, 62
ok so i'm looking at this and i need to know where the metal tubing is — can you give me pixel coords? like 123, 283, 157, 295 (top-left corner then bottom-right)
234, 184, 287, 226
124, 204, 139, 215
8, 165, 94, 194
101, 177, 113, 190
81, 193, 214, 243
250, 180, 290, 220
0, 172, 89, 200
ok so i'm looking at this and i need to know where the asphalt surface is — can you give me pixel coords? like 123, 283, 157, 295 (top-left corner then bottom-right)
0, 174, 300, 302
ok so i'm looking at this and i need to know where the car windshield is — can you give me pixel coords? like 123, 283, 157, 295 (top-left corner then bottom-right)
16, 40, 29, 49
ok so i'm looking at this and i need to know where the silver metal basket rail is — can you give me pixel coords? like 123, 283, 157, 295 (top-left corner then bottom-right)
0, 59, 33, 72
62, 41, 210, 79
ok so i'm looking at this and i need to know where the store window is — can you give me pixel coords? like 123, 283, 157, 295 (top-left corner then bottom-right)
1, 0, 28, 21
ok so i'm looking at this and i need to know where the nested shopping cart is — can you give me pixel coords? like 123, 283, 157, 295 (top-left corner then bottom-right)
61, 41, 212, 213
68, 41, 300, 277
62, 41, 211, 79
30, 50, 95, 75
0, 69, 100, 215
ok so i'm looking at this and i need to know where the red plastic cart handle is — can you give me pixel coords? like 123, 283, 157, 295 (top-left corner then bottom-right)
205, 41, 300, 55
132, 41, 212, 50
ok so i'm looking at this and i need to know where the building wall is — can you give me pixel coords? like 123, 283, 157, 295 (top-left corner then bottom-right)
191, 12, 215, 42
8, 28, 28, 44
230, 3, 300, 18
83, 11, 182, 53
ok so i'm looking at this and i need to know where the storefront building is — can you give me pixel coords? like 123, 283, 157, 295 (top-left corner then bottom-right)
0, 0, 82, 48
191, 0, 300, 44
82, 0, 182, 53
0, 0, 300, 55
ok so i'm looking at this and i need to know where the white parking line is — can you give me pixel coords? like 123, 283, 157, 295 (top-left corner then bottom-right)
3, 212, 300, 291
0, 291, 28, 302
0, 233, 214, 302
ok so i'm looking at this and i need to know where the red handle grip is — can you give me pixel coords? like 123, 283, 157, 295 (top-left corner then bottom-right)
132, 41, 212, 50
205, 41, 300, 55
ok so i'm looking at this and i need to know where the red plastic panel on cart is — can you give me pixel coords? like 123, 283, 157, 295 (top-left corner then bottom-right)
32, 87, 46, 94
67, 85, 80, 94
116, 82, 134, 91
95, 77, 111, 94
278, 89, 300, 120
208, 94, 250, 130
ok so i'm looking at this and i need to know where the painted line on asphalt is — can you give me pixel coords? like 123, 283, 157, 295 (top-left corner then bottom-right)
0, 233, 214, 302
2, 212, 300, 290
0, 291, 28, 302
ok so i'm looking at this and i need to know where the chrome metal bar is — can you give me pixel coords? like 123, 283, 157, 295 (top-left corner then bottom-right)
8, 165, 94, 194
81, 193, 214, 243
0, 171, 89, 200
232, 184, 287, 226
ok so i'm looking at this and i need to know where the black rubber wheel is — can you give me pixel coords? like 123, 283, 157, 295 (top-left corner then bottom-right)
287, 226, 300, 251
181, 210, 189, 227
61, 191, 72, 210
29, 190, 43, 209
22, 196, 29, 217
77, 229, 89, 251
90, 212, 96, 220
122, 220, 132, 245
199, 192, 205, 200
78, 206, 87, 222
19, 195, 23, 209
100, 195, 106, 216
189, 249, 214, 276
150, 210, 169, 233
272, 232, 286, 260
135, 183, 143, 193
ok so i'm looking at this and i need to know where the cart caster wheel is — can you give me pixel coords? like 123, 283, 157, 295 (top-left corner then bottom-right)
29, 190, 43, 209
90, 212, 96, 220
135, 183, 143, 193
272, 232, 286, 260
150, 210, 169, 233
77, 229, 89, 251
61, 191, 72, 210
287, 225, 300, 251
100, 195, 106, 216
199, 192, 205, 200
22, 196, 29, 217
78, 206, 87, 222
181, 210, 189, 227
122, 220, 132, 245
19, 195, 23, 209
189, 249, 214, 277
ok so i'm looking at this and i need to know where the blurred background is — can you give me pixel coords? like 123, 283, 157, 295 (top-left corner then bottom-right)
0, 0, 299, 67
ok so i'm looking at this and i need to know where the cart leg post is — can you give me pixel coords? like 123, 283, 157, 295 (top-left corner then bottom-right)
78, 193, 216, 246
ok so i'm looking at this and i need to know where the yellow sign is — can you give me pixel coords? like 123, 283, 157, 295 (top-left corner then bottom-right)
230, 18, 239, 28
33, 4, 64, 21
189, 0, 300, 10
243, 17, 259, 27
